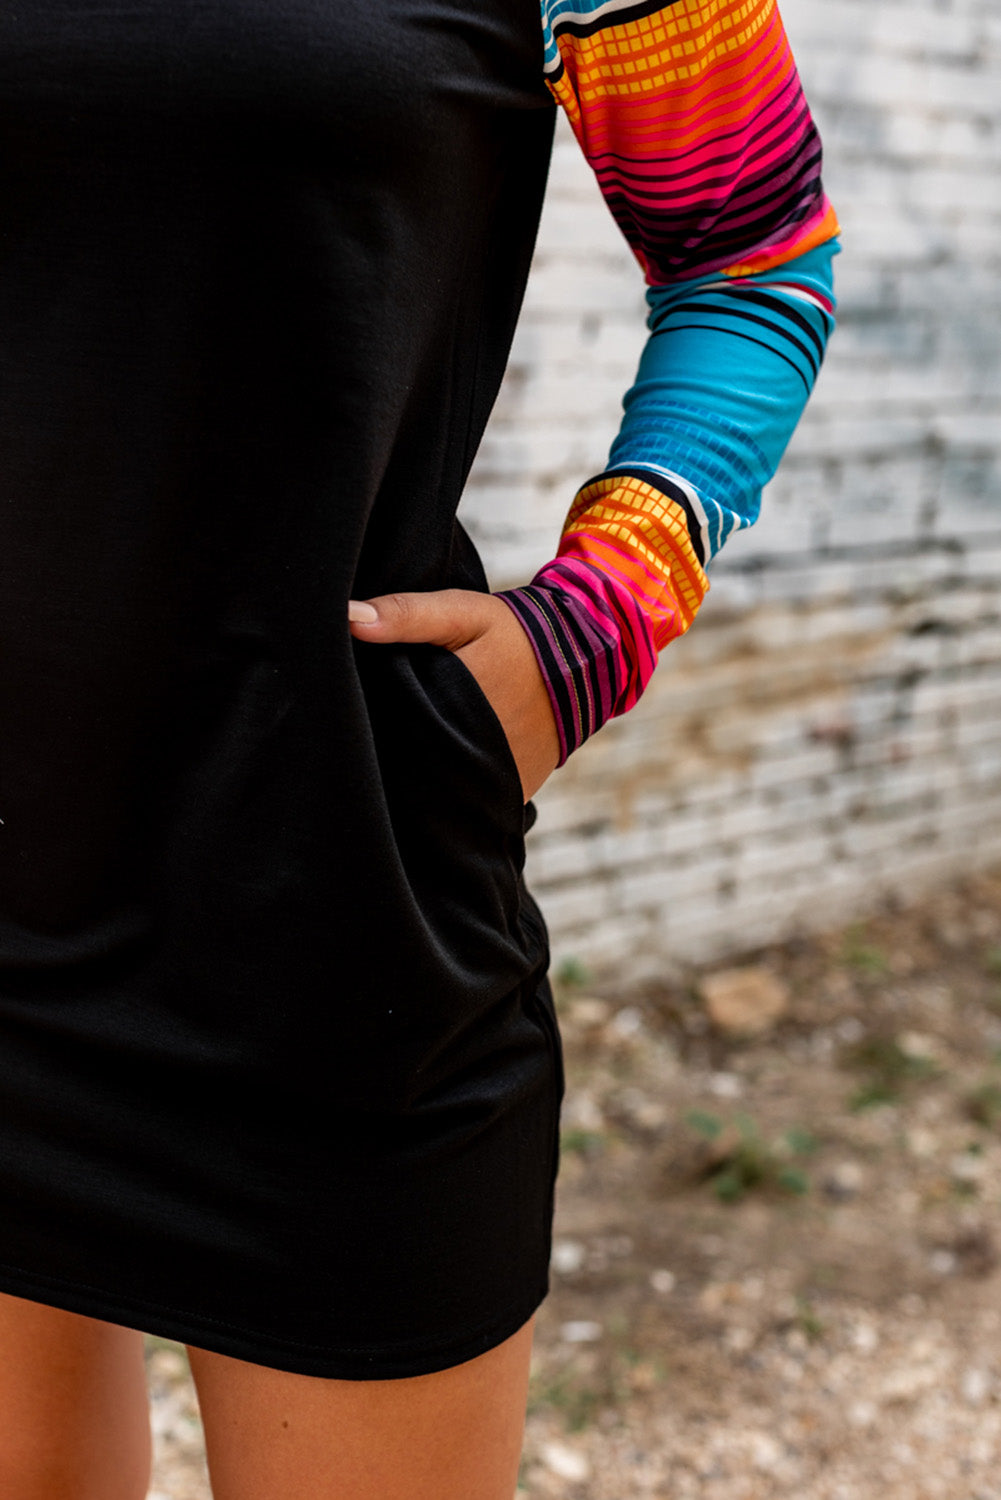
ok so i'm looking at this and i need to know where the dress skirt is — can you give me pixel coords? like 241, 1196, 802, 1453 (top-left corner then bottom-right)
0, 0, 564, 1376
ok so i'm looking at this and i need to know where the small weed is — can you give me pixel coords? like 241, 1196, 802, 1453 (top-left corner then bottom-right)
783, 1126, 821, 1158
684, 1109, 814, 1203
561, 1127, 607, 1158
841, 924, 890, 976
528, 1368, 600, 1431
554, 955, 592, 991
983, 946, 1001, 976
843, 1035, 940, 1111
794, 1297, 826, 1342
965, 1082, 1001, 1128
686, 1109, 725, 1141
529, 1331, 652, 1430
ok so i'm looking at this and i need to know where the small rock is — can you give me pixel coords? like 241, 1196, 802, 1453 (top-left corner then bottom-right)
541, 1441, 591, 1482
562, 1093, 604, 1132
551, 1239, 585, 1275
851, 1321, 879, 1354
898, 1030, 944, 1061
708, 1071, 744, 1098
849, 1401, 878, 1429
929, 1249, 957, 1276
700, 1280, 742, 1313
650, 1268, 677, 1294
950, 1151, 987, 1186
723, 1325, 754, 1353
962, 1368, 991, 1406
560, 1319, 603, 1344
700, 967, 790, 1037
824, 1161, 865, 1200
628, 1361, 659, 1393
631, 1099, 669, 1130
567, 997, 611, 1029
898, 1293, 925, 1316
608, 1005, 644, 1040
750, 1431, 783, 1470
906, 1127, 938, 1158
148, 1349, 188, 1381
881, 1360, 942, 1401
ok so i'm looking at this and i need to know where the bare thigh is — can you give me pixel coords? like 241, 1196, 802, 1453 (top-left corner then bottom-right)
0, 1291, 151, 1500
187, 1315, 535, 1500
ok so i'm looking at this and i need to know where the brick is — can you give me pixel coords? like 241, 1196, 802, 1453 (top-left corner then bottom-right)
460, 0, 1001, 976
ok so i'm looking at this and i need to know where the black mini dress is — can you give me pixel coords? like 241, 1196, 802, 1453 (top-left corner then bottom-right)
0, 0, 563, 1378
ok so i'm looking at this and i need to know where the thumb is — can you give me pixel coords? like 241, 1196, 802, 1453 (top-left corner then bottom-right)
347, 589, 493, 651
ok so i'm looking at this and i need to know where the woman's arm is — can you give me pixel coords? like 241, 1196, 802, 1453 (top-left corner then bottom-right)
497, 0, 840, 762
351, 0, 840, 797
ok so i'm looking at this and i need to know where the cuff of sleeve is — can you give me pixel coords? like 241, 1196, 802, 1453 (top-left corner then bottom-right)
497, 558, 659, 765
497, 472, 711, 763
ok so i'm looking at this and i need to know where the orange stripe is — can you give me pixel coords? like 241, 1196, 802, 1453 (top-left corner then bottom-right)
559, 476, 710, 646
554, 0, 779, 99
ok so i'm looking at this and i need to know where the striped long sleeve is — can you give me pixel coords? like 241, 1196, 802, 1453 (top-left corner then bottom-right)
499, 0, 840, 763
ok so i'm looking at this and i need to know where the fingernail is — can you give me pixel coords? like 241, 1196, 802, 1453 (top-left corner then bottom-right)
348, 600, 379, 624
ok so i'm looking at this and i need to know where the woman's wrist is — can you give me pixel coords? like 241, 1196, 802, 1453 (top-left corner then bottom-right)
496, 558, 661, 763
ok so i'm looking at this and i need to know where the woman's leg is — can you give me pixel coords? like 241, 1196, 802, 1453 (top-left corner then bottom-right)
0, 1291, 152, 1500
188, 1315, 534, 1500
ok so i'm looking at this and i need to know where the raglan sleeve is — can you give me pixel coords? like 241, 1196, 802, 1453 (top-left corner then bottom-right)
497, 0, 841, 765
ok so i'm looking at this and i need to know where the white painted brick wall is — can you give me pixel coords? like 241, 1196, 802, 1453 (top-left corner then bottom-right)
458, 0, 1001, 976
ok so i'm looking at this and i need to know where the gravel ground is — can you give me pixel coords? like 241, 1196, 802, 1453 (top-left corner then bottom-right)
146, 870, 1001, 1499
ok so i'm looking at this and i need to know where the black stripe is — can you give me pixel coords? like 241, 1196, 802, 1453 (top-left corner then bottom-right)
517, 589, 593, 744
585, 467, 708, 567
550, 566, 639, 700
545, 566, 627, 706
723, 285, 829, 362
656, 298, 820, 379
647, 322, 813, 393
505, 594, 579, 743
587, 75, 810, 177
607, 194, 825, 277
551, 0, 683, 44
598, 139, 822, 217
609, 149, 824, 245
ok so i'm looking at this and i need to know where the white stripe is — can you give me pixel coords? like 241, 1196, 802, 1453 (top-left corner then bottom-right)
622, 463, 714, 563
758, 283, 832, 314
547, 0, 655, 34
703, 278, 830, 316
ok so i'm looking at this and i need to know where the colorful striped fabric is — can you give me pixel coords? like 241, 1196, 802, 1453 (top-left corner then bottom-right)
499, 0, 840, 763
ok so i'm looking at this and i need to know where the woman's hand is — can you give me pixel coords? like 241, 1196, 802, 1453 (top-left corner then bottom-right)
348, 590, 560, 802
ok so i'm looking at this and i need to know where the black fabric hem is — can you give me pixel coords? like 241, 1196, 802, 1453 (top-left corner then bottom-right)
0, 1258, 550, 1380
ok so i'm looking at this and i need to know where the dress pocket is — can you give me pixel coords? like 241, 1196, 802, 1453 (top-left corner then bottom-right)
357, 639, 531, 947
425, 642, 526, 830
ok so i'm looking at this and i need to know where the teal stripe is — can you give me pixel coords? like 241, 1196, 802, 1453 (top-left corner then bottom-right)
606, 238, 839, 561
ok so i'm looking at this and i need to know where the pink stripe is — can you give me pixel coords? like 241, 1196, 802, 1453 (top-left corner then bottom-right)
593, 93, 811, 202
559, 531, 684, 622
582, 67, 804, 168
544, 568, 658, 694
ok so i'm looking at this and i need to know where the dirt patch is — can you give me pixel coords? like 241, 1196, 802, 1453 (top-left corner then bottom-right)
148, 870, 1001, 1499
